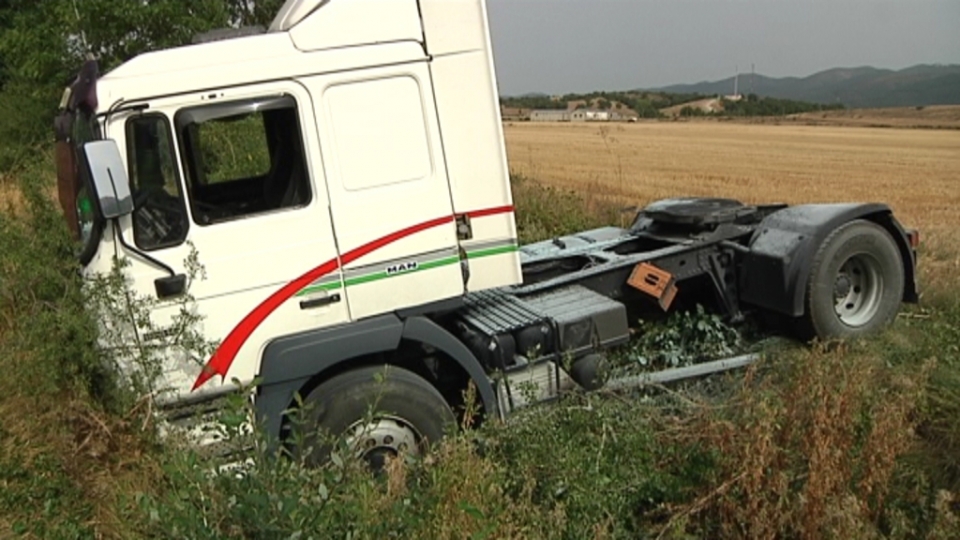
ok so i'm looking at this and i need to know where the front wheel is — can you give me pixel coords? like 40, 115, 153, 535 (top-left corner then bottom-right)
292, 365, 456, 470
800, 219, 905, 341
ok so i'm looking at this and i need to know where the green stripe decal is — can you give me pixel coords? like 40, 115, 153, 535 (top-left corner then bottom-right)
467, 245, 519, 259
345, 256, 460, 286
295, 245, 517, 297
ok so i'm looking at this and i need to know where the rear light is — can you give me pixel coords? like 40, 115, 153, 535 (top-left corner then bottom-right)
906, 229, 920, 249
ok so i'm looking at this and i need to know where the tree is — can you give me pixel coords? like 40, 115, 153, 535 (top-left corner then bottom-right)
0, 0, 284, 170
679, 106, 706, 117
224, 0, 286, 28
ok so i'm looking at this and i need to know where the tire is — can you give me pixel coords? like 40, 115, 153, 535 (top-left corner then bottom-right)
800, 219, 904, 341
292, 365, 456, 469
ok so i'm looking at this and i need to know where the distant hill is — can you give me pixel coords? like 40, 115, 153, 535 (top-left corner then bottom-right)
649, 65, 960, 108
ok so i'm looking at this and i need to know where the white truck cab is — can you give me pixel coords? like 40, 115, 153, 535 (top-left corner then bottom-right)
73, 0, 522, 408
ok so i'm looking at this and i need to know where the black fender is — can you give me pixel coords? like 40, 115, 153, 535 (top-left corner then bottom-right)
401, 315, 498, 418
254, 313, 496, 444
739, 203, 917, 317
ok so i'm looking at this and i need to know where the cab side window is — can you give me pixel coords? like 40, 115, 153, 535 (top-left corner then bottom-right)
126, 115, 189, 250
175, 95, 311, 225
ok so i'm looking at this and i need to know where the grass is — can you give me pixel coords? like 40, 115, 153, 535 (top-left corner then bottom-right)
0, 175, 26, 214
1, 121, 959, 538
511, 174, 623, 243
0, 175, 158, 539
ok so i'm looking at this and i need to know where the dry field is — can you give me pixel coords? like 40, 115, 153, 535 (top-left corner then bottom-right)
504, 121, 958, 232
655, 105, 960, 129
776, 105, 960, 129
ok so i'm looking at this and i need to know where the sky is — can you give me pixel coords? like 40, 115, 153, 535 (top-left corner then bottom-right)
485, 0, 960, 96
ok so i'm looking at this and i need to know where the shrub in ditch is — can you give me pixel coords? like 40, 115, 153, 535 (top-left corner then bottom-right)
655, 344, 936, 539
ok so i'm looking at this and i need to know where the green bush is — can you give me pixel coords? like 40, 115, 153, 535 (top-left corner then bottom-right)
627, 304, 744, 369
484, 394, 715, 538
0, 83, 54, 171
0, 173, 118, 406
0, 172, 128, 539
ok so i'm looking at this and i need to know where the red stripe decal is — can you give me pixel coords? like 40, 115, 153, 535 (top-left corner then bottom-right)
464, 205, 514, 219
191, 206, 512, 391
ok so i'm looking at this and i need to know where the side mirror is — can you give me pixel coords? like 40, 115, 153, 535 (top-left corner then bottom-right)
80, 139, 134, 219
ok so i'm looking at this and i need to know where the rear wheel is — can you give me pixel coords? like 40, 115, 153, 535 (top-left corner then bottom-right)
801, 219, 904, 340
293, 365, 456, 470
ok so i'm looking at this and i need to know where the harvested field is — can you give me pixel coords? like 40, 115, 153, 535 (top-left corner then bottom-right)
503, 122, 960, 237
785, 105, 960, 130
654, 105, 960, 129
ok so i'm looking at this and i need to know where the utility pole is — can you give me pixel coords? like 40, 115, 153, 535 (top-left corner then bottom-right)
734, 65, 739, 97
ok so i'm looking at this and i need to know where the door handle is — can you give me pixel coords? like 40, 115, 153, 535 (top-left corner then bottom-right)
299, 293, 341, 310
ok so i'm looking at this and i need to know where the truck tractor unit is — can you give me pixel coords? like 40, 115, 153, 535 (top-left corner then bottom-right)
54, 0, 919, 464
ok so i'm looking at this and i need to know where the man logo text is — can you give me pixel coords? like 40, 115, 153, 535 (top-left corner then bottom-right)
386, 261, 418, 275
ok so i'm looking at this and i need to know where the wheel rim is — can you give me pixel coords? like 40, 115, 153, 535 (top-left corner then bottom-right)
343, 415, 422, 470
833, 253, 884, 327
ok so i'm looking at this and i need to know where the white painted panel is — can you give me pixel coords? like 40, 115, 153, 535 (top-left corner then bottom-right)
145, 284, 350, 400
305, 62, 465, 319
102, 34, 295, 80
419, 0, 487, 55
312, 66, 454, 264
289, 0, 422, 52
461, 214, 521, 292
325, 77, 432, 191
429, 52, 513, 214
99, 42, 426, 111
465, 252, 521, 292
428, 52, 521, 291
422, 0, 521, 291
344, 268, 463, 321
209, 286, 349, 389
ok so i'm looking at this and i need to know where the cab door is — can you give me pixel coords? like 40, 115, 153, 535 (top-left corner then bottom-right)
299, 62, 465, 321
110, 81, 348, 395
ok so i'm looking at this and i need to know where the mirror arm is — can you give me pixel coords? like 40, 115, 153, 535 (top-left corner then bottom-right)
112, 220, 177, 277
112, 222, 187, 300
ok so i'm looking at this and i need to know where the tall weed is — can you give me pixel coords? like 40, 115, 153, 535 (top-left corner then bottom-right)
131, 391, 574, 539
657, 344, 936, 539
0, 173, 147, 539
0, 172, 117, 407
511, 174, 621, 243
